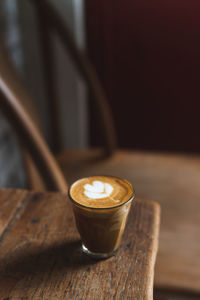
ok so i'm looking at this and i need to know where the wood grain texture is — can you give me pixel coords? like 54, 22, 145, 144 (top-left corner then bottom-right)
0, 189, 28, 238
57, 149, 200, 293
0, 189, 160, 299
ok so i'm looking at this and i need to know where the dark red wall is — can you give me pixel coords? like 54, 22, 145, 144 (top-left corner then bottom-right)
85, 0, 200, 153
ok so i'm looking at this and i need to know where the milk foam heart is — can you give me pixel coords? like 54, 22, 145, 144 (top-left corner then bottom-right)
84, 180, 113, 199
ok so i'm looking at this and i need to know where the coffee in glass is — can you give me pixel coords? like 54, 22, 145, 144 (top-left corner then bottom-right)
69, 175, 134, 258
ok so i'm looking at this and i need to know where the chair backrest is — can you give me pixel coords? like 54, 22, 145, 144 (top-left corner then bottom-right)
0, 0, 117, 191
0, 37, 67, 192
30, 0, 117, 155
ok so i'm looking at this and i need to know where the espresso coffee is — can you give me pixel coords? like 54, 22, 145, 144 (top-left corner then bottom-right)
69, 176, 134, 258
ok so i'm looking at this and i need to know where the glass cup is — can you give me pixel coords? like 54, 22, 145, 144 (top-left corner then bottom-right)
69, 177, 134, 259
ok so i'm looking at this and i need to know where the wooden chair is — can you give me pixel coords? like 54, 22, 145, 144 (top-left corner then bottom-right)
0, 0, 200, 296
0, 34, 67, 192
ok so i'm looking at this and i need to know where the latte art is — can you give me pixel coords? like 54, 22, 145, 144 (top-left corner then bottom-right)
84, 181, 113, 199
69, 175, 134, 257
69, 176, 133, 208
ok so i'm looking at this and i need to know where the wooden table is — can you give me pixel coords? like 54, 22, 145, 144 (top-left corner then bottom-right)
0, 189, 160, 299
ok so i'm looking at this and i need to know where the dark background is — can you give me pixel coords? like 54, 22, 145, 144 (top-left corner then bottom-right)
86, 0, 200, 153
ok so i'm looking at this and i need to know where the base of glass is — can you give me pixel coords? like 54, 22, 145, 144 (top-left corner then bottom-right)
82, 244, 118, 259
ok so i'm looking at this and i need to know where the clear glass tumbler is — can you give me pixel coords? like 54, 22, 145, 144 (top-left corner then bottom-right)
69, 177, 134, 259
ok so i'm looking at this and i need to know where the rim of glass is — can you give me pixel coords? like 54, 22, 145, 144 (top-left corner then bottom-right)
68, 175, 135, 210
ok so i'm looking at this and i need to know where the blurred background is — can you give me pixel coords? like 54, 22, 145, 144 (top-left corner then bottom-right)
1, 0, 200, 184
1, 1, 200, 299
87, 0, 200, 153
0, 0, 87, 188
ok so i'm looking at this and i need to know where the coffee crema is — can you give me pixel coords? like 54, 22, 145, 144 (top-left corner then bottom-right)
69, 176, 133, 208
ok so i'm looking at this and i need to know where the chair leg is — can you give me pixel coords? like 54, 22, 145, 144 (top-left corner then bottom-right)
21, 148, 46, 191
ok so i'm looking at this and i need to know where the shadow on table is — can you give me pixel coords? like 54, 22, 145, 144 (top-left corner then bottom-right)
0, 239, 98, 283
